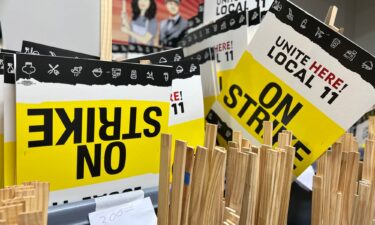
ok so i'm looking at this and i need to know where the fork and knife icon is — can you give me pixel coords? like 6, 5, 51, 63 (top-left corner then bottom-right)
48, 64, 60, 76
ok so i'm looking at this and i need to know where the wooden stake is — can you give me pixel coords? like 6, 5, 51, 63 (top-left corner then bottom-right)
201, 148, 227, 225
254, 145, 268, 225
324, 5, 344, 34
0, 204, 23, 224
241, 139, 250, 149
232, 131, 242, 150
188, 146, 208, 225
18, 211, 43, 225
257, 148, 278, 225
329, 142, 343, 225
369, 117, 375, 140
169, 140, 187, 225
225, 147, 238, 207
278, 146, 295, 225
204, 123, 218, 155
140, 60, 151, 65
322, 151, 333, 225
363, 140, 375, 181
311, 176, 323, 225
158, 134, 172, 225
229, 152, 249, 212
239, 152, 259, 225
228, 142, 238, 149
333, 192, 342, 225
100, 0, 113, 61
262, 122, 273, 146
344, 152, 360, 225
181, 146, 195, 225
224, 207, 240, 224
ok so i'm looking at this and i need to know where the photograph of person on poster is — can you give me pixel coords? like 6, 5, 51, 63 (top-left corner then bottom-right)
121, 0, 158, 45
159, 0, 188, 47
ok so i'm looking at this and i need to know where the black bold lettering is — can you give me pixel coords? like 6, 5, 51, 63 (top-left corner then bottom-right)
28, 109, 53, 148
259, 82, 282, 108
246, 106, 270, 134
275, 52, 287, 65
144, 107, 162, 138
285, 60, 298, 73
104, 141, 126, 175
275, 36, 285, 47
224, 84, 243, 108
76, 144, 101, 179
55, 108, 83, 145
238, 94, 257, 118
272, 94, 303, 125
294, 69, 307, 83
99, 107, 121, 141
86, 108, 95, 143
282, 41, 293, 54
267, 46, 276, 59
122, 107, 142, 139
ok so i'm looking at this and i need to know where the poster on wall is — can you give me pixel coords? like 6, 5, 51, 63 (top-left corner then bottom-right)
112, 0, 203, 48
208, 0, 375, 176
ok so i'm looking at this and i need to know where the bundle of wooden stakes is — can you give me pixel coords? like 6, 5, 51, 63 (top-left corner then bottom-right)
157, 122, 296, 225
312, 116, 375, 225
0, 182, 49, 225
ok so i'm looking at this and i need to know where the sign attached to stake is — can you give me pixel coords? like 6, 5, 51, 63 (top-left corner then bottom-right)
15, 54, 173, 205
210, 0, 375, 176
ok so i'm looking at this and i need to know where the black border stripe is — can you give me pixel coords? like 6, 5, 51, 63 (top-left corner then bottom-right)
269, 0, 375, 88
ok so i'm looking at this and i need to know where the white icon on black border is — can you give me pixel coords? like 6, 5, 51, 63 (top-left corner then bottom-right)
7, 63, 15, 74
272, 0, 282, 12
343, 50, 357, 61
164, 72, 169, 82
130, 70, 137, 80
176, 65, 184, 74
287, 9, 294, 21
71, 66, 82, 77
92, 68, 103, 78
362, 61, 373, 71
315, 27, 325, 39
48, 64, 60, 76
146, 71, 154, 80
331, 38, 341, 48
159, 57, 168, 63
22, 62, 36, 75
112, 68, 121, 79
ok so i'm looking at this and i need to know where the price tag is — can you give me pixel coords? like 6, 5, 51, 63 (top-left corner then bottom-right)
89, 197, 156, 225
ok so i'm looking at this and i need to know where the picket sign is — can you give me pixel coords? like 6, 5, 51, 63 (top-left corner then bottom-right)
1, 42, 98, 189
15, 54, 174, 205
124, 49, 206, 154
210, 0, 375, 176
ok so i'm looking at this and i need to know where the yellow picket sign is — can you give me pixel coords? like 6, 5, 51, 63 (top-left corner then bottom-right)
210, 0, 375, 176
217, 52, 344, 175
15, 54, 173, 205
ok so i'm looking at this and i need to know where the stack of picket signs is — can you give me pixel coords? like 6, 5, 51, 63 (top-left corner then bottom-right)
0, 39, 205, 216
157, 122, 296, 225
